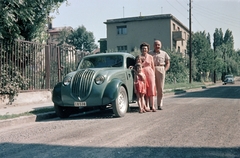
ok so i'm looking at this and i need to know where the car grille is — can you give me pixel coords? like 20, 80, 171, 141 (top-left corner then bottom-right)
72, 69, 95, 99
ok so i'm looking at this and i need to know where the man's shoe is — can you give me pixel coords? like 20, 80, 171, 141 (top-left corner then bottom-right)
158, 106, 162, 110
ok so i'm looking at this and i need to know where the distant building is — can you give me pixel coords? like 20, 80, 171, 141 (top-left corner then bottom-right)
48, 27, 73, 45
47, 17, 73, 44
100, 14, 189, 55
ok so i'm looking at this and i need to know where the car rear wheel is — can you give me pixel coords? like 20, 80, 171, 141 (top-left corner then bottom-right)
112, 86, 128, 117
54, 104, 71, 118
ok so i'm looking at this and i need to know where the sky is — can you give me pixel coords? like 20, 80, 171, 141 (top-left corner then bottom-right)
50, 0, 240, 50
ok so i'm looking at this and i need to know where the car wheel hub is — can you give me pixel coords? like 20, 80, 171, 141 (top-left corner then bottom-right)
118, 91, 127, 112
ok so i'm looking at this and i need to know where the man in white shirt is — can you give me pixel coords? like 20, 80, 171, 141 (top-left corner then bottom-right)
149, 40, 170, 110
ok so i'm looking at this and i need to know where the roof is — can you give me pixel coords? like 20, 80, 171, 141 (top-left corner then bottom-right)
85, 52, 135, 58
48, 26, 73, 33
104, 14, 188, 31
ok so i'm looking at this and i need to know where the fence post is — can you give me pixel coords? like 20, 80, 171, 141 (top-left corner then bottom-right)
45, 45, 50, 90
57, 46, 62, 82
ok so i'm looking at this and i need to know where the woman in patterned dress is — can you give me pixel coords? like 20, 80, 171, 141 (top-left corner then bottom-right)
140, 42, 157, 112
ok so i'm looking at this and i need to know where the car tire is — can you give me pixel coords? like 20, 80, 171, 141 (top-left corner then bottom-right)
54, 104, 71, 118
112, 86, 128, 117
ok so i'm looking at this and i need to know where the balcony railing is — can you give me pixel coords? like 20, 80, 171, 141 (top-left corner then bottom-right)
173, 31, 185, 41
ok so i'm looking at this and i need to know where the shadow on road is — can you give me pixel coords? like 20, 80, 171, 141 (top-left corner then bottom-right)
1, 142, 239, 157
42, 106, 140, 121
174, 85, 240, 99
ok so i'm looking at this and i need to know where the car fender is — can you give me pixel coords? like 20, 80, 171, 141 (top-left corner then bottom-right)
52, 82, 64, 106
102, 78, 125, 104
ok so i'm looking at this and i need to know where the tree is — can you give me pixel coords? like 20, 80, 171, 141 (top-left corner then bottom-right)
213, 28, 223, 51
166, 50, 188, 84
213, 29, 236, 80
0, 0, 67, 41
66, 25, 98, 52
57, 27, 73, 45
188, 31, 214, 82
223, 29, 234, 50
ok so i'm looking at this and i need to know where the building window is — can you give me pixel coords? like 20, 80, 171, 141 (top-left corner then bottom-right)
117, 45, 127, 52
178, 46, 180, 53
172, 40, 176, 50
173, 24, 175, 30
177, 27, 180, 31
117, 26, 127, 35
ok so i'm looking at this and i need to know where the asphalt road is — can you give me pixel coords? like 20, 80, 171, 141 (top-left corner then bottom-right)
0, 82, 240, 158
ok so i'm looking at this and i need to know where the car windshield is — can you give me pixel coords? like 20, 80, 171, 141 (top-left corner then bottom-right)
78, 55, 123, 69
225, 75, 233, 78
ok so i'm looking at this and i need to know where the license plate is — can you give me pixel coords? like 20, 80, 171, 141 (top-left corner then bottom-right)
74, 102, 87, 107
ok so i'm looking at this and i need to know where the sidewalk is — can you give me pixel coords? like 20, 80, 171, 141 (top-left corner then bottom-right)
0, 101, 54, 116
0, 90, 53, 116
0, 101, 56, 129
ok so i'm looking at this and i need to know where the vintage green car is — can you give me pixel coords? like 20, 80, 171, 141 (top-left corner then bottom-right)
52, 52, 136, 118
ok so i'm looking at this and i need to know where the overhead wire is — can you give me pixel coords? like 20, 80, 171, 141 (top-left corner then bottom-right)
192, 2, 240, 28
165, 0, 239, 35
193, 3, 240, 23
175, 0, 206, 30
165, 0, 187, 20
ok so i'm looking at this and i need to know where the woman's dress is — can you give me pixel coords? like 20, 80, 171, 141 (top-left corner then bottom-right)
134, 73, 146, 94
142, 54, 156, 96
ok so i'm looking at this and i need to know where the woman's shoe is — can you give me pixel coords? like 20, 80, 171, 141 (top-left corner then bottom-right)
152, 108, 157, 112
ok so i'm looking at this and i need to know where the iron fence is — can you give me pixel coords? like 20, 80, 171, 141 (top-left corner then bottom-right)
0, 40, 86, 92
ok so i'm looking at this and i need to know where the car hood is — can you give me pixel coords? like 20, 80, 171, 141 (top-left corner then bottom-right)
65, 68, 128, 81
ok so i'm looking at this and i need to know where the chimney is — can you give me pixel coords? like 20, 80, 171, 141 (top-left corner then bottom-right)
48, 17, 52, 30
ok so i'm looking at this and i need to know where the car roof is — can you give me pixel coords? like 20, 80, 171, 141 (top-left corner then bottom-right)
85, 52, 135, 58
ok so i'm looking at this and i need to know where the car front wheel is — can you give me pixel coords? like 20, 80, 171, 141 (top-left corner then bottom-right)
112, 86, 128, 117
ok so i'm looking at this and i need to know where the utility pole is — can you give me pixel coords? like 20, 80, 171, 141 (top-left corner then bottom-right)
213, 36, 216, 83
189, 0, 192, 84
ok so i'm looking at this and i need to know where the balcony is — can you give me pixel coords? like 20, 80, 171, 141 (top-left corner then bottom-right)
173, 31, 185, 41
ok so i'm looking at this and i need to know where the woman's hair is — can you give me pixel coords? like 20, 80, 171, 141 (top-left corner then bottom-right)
140, 42, 150, 50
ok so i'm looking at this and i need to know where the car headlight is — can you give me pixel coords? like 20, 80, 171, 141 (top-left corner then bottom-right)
63, 76, 72, 86
95, 75, 105, 85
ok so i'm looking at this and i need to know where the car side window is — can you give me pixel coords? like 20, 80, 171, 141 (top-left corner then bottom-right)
127, 57, 135, 68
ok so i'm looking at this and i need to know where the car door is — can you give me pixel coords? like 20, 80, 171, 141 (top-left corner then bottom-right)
126, 57, 136, 102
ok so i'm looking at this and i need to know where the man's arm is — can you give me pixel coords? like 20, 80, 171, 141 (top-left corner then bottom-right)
165, 59, 170, 71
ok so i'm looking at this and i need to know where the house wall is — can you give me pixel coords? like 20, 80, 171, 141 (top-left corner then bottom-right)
170, 20, 189, 55
106, 18, 172, 52
105, 14, 189, 55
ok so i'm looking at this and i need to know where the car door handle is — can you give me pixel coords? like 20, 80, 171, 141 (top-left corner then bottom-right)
128, 73, 132, 79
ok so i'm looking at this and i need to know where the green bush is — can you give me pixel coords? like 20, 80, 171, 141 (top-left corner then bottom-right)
0, 64, 29, 103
